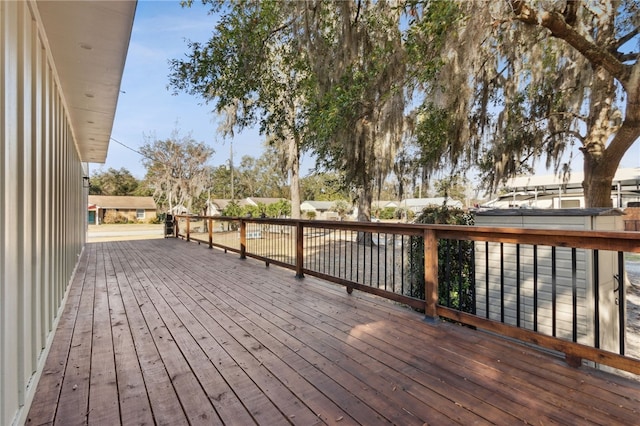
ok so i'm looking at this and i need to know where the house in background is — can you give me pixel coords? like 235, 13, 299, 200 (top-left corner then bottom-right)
300, 200, 342, 220
88, 195, 157, 224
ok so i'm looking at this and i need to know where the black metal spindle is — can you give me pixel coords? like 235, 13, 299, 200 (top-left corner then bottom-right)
571, 247, 578, 342
471, 240, 476, 315
594, 250, 600, 349
500, 243, 504, 323
365, 232, 377, 287
458, 240, 463, 310
445, 239, 452, 307
375, 232, 380, 289
516, 244, 521, 327
384, 233, 388, 291
401, 235, 405, 296
350, 230, 354, 281
392, 233, 396, 294
618, 251, 625, 355
485, 241, 490, 319
572, 248, 577, 342
552, 246, 557, 337
533, 245, 538, 332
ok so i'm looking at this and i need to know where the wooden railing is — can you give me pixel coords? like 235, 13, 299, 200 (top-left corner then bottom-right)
173, 215, 640, 375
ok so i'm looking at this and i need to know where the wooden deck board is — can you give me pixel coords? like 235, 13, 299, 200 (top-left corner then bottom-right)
27, 238, 640, 425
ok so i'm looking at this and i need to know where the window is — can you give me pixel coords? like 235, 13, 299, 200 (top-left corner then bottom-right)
560, 199, 581, 208
136, 209, 145, 219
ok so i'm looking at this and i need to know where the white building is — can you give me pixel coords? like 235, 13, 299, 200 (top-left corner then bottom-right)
1, 2, 135, 424
486, 168, 640, 209
400, 197, 464, 214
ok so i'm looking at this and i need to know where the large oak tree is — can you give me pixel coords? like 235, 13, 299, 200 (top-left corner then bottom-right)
410, 0, 639, 207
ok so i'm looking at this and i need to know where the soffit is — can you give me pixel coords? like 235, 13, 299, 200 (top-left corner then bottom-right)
36, 0, 136, 163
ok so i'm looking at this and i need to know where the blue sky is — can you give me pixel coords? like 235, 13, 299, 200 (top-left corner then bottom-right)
98, 1, 640, 181
96, 0, 265, 179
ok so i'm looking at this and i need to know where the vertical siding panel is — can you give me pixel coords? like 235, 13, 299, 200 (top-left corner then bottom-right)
2, 2, 20, 424
32, 19, 44, 362
41, 62, 51, 342
18, 2, 36, 400
0, 1, 5, 422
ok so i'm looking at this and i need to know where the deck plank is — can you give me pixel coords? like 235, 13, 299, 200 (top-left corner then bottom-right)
88, 245, 121, 425
116, 248, 222, 425
53, 244, 96, 426
27, 238, 640, 425
25, 243, 89, 426
109, 245, 190, 426
103, 245, 155, 426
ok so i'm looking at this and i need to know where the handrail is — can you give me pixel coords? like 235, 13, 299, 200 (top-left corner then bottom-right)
173, 214, 640, 375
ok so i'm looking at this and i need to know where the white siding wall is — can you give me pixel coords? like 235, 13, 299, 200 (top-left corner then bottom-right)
1, 2, 86, 424
475, 213, 623, 353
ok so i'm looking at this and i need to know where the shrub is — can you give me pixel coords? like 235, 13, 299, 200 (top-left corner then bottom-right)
148, 215, 163, 224
378, 207, 396, 220
103, 210, 128, 224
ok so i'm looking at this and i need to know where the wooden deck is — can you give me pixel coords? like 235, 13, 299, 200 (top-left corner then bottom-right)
27, 238, 640, 425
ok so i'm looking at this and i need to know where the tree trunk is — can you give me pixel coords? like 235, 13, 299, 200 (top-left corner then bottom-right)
356, 177, 373, 245
356, 182, 373, 222
582, 156, 616, 208
289, 144, 301, 219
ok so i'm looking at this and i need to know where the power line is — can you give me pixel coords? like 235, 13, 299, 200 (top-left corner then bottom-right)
110, 137, 145, 157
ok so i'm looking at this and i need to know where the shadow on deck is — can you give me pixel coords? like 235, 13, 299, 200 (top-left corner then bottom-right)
27, 239, 640, 425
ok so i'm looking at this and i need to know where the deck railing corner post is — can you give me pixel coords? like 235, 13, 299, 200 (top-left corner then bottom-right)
240, 218, 247, 259
186, 216, 191, 242
424, 228, 439, 320
208, 217, 213, 248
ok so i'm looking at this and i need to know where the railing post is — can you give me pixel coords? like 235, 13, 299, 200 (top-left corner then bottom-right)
295, 221, 304, 279
424, 229, 439, 321
208, 217, 213, 248
186, 216, 191, 242
240, 219, 247, 259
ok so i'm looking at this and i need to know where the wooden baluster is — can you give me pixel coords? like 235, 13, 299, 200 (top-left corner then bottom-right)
240, 219, 247, 259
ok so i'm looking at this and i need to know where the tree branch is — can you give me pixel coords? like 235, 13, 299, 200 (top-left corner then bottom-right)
618, 52, 639, 63
615, 26, 639, 50
509, 1, 631, 84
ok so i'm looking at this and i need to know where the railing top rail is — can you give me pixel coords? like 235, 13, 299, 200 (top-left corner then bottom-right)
174, 215, 640, 252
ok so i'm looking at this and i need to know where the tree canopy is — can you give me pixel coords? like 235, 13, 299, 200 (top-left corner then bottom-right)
139, 130, 214, 213
170, 0, 639, 210
89, 167, 143, 196
409, 0, 640, 206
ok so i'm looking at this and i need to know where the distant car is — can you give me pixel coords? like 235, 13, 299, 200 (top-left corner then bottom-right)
371, 217, 380, 222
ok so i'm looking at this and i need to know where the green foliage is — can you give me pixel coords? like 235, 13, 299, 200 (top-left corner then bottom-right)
300, 172, 350, 201
433, 175, 469, 202
377, 207, 397, 220
407, 206, 474, 313
222, 200, 243, 217
89, 167, 140, 196
330, 200, 351, 219
266, 199, 291, 218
